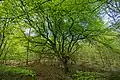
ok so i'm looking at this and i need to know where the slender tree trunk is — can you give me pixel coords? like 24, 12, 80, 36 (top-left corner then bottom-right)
26, 28, 31, 65
26, 40, 29, 65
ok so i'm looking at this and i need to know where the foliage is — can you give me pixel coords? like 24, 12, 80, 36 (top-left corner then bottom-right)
1, 0, 113, 73
73, 71, 105, 80
107, 70, 120, 80
0, 65, 35, 80
0, 0, 120, 80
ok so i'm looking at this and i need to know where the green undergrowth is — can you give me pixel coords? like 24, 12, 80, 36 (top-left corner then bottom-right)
0, 65, 36, 80
73, 71, 106, 80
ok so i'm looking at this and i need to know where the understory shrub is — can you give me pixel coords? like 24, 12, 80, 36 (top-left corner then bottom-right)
0, 65, 36, 80
72, 71, 106, 80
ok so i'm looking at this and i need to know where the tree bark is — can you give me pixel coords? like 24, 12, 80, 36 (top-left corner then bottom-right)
61, 56, 69, 73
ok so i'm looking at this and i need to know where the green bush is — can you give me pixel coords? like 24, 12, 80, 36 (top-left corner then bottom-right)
72, 71, 105, 80
107, 70, 120, 80
0, 65, 36, 80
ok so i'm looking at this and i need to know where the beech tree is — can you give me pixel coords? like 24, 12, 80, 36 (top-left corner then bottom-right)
17, 0, 108, 72
0, 0, 119, 73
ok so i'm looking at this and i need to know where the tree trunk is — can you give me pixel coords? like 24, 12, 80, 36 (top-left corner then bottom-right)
63, 61, 69, 73
61, 56, 69, 73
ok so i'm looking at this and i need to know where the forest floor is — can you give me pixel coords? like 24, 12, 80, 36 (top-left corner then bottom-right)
0, 60, 66, 80
29, 62, 65, 80
0, 60, 119, 80
27, 61, 107, 80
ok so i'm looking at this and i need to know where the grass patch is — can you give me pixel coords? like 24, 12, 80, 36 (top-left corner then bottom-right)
0, 65, 36, 80
73, 71, 106, 80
